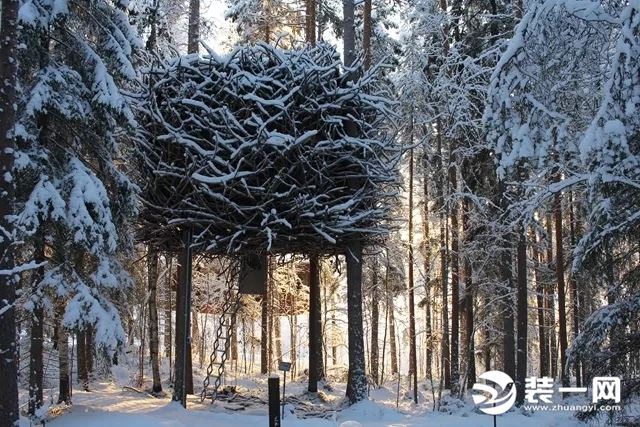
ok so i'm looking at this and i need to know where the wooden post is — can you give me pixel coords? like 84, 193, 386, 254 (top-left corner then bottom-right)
268, 376, 281, 427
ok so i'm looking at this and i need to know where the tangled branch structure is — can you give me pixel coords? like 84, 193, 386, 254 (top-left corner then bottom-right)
136, 43, 401, 255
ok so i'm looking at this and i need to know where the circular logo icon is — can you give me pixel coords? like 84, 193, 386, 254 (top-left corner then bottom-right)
472, 370, 516, 415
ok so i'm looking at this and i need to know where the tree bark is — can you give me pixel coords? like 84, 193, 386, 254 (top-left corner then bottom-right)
0, 0, 19, 421
516, 229, 527, 405
449, 159, 459, 396
77, 330, 88, 390
461, 199, 475, 389
342, 0, 356, 67
499, 180, 516, 381
261, 289, 269, 374
148, 246, 162, 393
29, 240, 45, 416
86, 325, 94, 374
57, 306, 71, 404
164, 257, 173, 359
345, 240, 367, 403
308, 255, 324, 391
532, 230, 548, 377
388, 294, 398, 375
370, 259, 379, 386
436, 118, 451, 390
555, 193, 569, 388
546, 214, 558, 378
305, 0, 316, 45
568, 192, 581, 386
422, 148, 433, 382
408, 146, 418, 403
173, 229, 194, 405
363, 0, 372, 69
187, 0, 200, 53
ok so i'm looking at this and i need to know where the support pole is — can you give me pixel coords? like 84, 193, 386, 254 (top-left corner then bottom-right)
268, 376, 281, 427
173, 227, 193, 408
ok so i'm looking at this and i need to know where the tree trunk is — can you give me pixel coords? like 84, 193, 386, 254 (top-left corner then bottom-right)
568, 192, 581, 386
408, 146, 418, 403
342, 0, 356, 67
345, 240, 367, 403
308, 255, 324, 391
362, 0, 372, 69
422, 148, 433, 382
29, 240, 45, 416
57, 306, 71, 404
187, 0, 200, 53
261, 291, 268, 374
86, 325, 94, 375
449, 159, 459, 396
0, 0, 19, 421
388, 295, 398, 375
498, 180, 516, 382
148, 246, 162, 393
191, 308, 200, 366
290, 315, 297, 374
77, 330, 88, 390
370, 259, 379, 386
555, 193, 569, 388
436, 118, 451, 390
546, 214, 558, 379
305, 0, 316, 45
461, 199, 475, 389
532, 230, 548, 377
173, 229, 194, 405
516, 229, 527, 405
165, 257, 173, 360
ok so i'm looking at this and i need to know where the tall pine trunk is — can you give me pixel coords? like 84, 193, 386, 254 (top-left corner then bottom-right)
308, 255, 324, 391
0, 0, 19, 421
449, 158, 459, 396
77, 330, 88, 390
370, 259, 379, 386
499, 180, 516, 381
515, 229, 528, 405
532, 230, 548, 377
436, 119, 451, 389
422, 149, 433, 382
461, 199, 475, 389
568, 192, 581, 386
29, 240, 45, 415
388, 294, 398, 375
148, 246, 162, 393
546, 214, 558, 378
345, 240, 367, 403
555, 193, 569, 388
408, 146, 418, 403
57, 306, 71, 404
187, 0, 199, 53
305, 0, 316, 45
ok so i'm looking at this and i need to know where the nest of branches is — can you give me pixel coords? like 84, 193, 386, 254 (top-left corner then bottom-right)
135, 43, 401, 255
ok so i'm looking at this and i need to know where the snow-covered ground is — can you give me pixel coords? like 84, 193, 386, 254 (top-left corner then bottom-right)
21, 374, 589, 427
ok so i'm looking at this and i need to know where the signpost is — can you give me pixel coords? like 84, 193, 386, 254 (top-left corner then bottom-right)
279, 361, 292, 418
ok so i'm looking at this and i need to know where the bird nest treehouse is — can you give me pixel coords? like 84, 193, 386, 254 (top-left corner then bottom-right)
134, 42, 401, 405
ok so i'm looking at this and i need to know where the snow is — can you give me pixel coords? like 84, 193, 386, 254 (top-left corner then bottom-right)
26, 380, 587, 427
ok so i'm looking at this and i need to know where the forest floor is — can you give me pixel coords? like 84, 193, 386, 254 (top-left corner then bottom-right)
19, 371, 591, 427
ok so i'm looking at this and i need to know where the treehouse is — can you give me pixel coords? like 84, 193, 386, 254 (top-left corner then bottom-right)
135, 42, 401, 405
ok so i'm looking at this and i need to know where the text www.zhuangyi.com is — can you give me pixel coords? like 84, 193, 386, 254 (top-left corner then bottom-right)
522, 404, 622, 412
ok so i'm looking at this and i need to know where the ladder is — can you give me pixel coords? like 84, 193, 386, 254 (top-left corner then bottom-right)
201, 273, 242, 403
